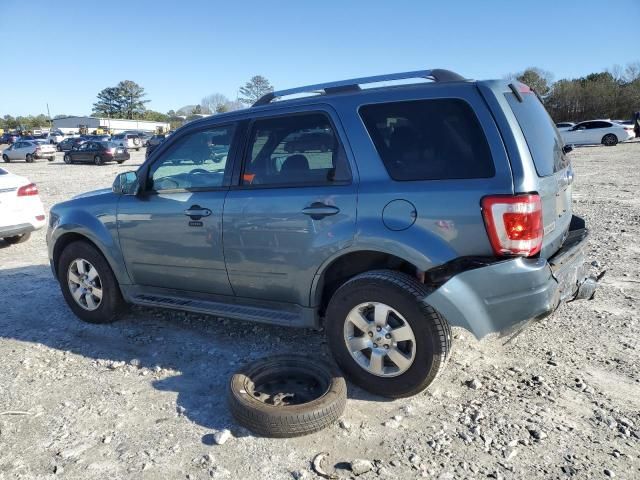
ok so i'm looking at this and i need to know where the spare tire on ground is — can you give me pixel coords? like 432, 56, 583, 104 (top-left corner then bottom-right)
228, 354, 347, 438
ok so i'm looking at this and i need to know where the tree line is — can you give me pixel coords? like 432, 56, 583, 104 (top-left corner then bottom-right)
4, 66, 640, 132
511, 63, 640, 122
0, 75, 274, 132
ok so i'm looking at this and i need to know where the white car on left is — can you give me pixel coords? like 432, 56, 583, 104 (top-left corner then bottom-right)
0, 167, 46, 245
2, 139, 56, 163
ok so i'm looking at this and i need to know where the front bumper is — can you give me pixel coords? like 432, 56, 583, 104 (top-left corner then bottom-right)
425, 215, 596, 339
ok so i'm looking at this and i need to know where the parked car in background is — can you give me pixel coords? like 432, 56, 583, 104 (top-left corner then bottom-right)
560, 120, 634, 146
0, 133, 18, 144
137, 131, 153, 146
111, 133, 142, 151
57, 137, 85, 152
0, 167, 45, 245
2, 140, 56, 162
47, 70, 597, 399
81, 134, 111, 143
147, 134, 165, 147
47, 131, 66, 144
63, 141, 130, 165
555, 122, 575, 131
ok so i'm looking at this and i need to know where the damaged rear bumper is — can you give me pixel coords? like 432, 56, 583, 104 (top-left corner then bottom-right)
425, 215, 597, 339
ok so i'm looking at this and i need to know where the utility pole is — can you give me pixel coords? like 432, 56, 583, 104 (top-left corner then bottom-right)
46, 103, 52, 130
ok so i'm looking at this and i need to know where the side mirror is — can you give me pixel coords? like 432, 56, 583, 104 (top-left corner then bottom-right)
112, 171, 139, 195
562, 145, 573, 155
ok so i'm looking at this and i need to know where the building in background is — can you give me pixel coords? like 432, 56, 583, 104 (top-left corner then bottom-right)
52, 116, 170, 135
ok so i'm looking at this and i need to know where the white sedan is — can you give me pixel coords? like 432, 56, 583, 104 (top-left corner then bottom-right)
1, 140, 57, 162
560, 120, 635, 146
0, 167, 46, 245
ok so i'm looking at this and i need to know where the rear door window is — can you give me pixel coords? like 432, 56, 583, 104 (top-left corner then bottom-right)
504, 92, 568, 176
359, 99, 495, 181
241, 113, 351, 187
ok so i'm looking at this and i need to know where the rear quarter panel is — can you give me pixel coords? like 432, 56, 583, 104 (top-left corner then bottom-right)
330, 83, 514, 269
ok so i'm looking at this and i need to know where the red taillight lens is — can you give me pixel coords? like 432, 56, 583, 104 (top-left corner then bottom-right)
36, 214, 45, 221
481, 194, 543, 257
17, 183, 39, 196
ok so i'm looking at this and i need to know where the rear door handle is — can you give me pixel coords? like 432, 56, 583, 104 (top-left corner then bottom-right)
301, 203, 340, 220
184, 205, 212, 219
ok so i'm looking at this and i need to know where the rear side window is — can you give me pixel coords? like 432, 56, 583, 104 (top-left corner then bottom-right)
242, 113, 351, 187
504, 92, 568, 176
359, 99, 495, 181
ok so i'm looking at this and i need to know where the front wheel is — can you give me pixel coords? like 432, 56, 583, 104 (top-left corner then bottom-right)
602, 134, 618, 146
25, 153, 34, 163
2, 154, 9, 163
325, 270, 451, 398
94, 155, 103, 165
57, 241, 126, 323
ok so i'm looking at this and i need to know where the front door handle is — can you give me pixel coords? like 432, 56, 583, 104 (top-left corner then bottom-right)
301, 203, 340, 220
184, 205, 212, 219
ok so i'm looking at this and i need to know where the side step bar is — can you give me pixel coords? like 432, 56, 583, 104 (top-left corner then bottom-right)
132, 294, 302, 327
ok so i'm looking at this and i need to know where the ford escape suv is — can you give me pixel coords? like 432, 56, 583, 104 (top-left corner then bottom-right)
47, 69, 597, 398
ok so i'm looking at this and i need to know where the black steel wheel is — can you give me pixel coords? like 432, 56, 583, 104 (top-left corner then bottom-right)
228, 355, 347, 437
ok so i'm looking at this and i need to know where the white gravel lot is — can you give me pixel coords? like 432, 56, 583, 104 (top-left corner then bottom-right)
0, 144, 639, 479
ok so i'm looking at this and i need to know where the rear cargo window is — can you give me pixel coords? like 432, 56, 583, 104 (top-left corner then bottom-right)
359, 99, 495, 181
504, 92, 568, 177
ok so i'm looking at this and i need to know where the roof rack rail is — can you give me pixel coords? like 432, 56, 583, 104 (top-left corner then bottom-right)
253, 69, 466, 107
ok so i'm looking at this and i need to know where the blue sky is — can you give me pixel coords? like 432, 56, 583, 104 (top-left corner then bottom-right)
1, 0, 639, 116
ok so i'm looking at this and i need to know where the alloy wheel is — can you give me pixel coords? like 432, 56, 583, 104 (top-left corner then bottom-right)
67, 258, 103, 311
343, 302, 416, 377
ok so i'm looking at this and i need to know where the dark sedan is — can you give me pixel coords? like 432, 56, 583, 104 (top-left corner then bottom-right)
57, 137, 85, 152
63, 141, 130, 165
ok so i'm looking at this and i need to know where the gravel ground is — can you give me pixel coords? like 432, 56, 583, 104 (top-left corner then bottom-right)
0, 144, 639, 480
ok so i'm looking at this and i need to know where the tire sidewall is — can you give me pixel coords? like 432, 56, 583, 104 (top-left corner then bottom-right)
64, 154, 71, 164
326, 275, 443, 397
57, 241, 123, 323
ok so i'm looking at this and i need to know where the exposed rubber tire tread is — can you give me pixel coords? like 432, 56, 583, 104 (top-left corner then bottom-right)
228, 355, 347, 438
325, 269, 451, 398
57, 240, 126, 324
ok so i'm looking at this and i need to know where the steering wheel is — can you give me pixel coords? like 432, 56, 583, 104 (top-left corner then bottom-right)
189, 168, 209, 174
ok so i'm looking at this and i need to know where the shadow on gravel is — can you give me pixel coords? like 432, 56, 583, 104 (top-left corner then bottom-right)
0, 264, 386, 439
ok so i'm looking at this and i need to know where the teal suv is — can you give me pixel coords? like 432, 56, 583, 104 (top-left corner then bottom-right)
47, 70, 597, 397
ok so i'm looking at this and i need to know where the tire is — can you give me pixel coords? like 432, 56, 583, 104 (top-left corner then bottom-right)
94, 155, 103, 165
57, 241, 126, 324
325, 270, 451, 398
25, 154, 34, 163
3, 232, 31, 244
602, 134, 618, 146
47, 157, 54, 162
228, 354, 347, 438
56, 145, 61, 152
63, 154, 72, 164
116, 160, 125, 164
2, 154, 9, 163
135, 147, 140, 151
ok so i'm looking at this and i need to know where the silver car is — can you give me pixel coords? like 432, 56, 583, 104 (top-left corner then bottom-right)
2, 140, 57, 163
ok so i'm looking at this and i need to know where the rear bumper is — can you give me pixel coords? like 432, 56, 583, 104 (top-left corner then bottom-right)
0, 223, 36, 238
425, 215, 596, 339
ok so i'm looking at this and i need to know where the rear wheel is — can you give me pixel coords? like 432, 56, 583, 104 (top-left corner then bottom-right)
2, 154, 9, 163
602, 134, 618, 146
25, 154, 34, 163
94, 155, 103, 165
325, 270, 451, 398
3, 232, 31, 244
57, 241, 126, 323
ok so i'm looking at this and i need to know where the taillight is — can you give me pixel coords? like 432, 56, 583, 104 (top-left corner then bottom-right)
481, 194, 543, 257
17, 183, 39, 196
